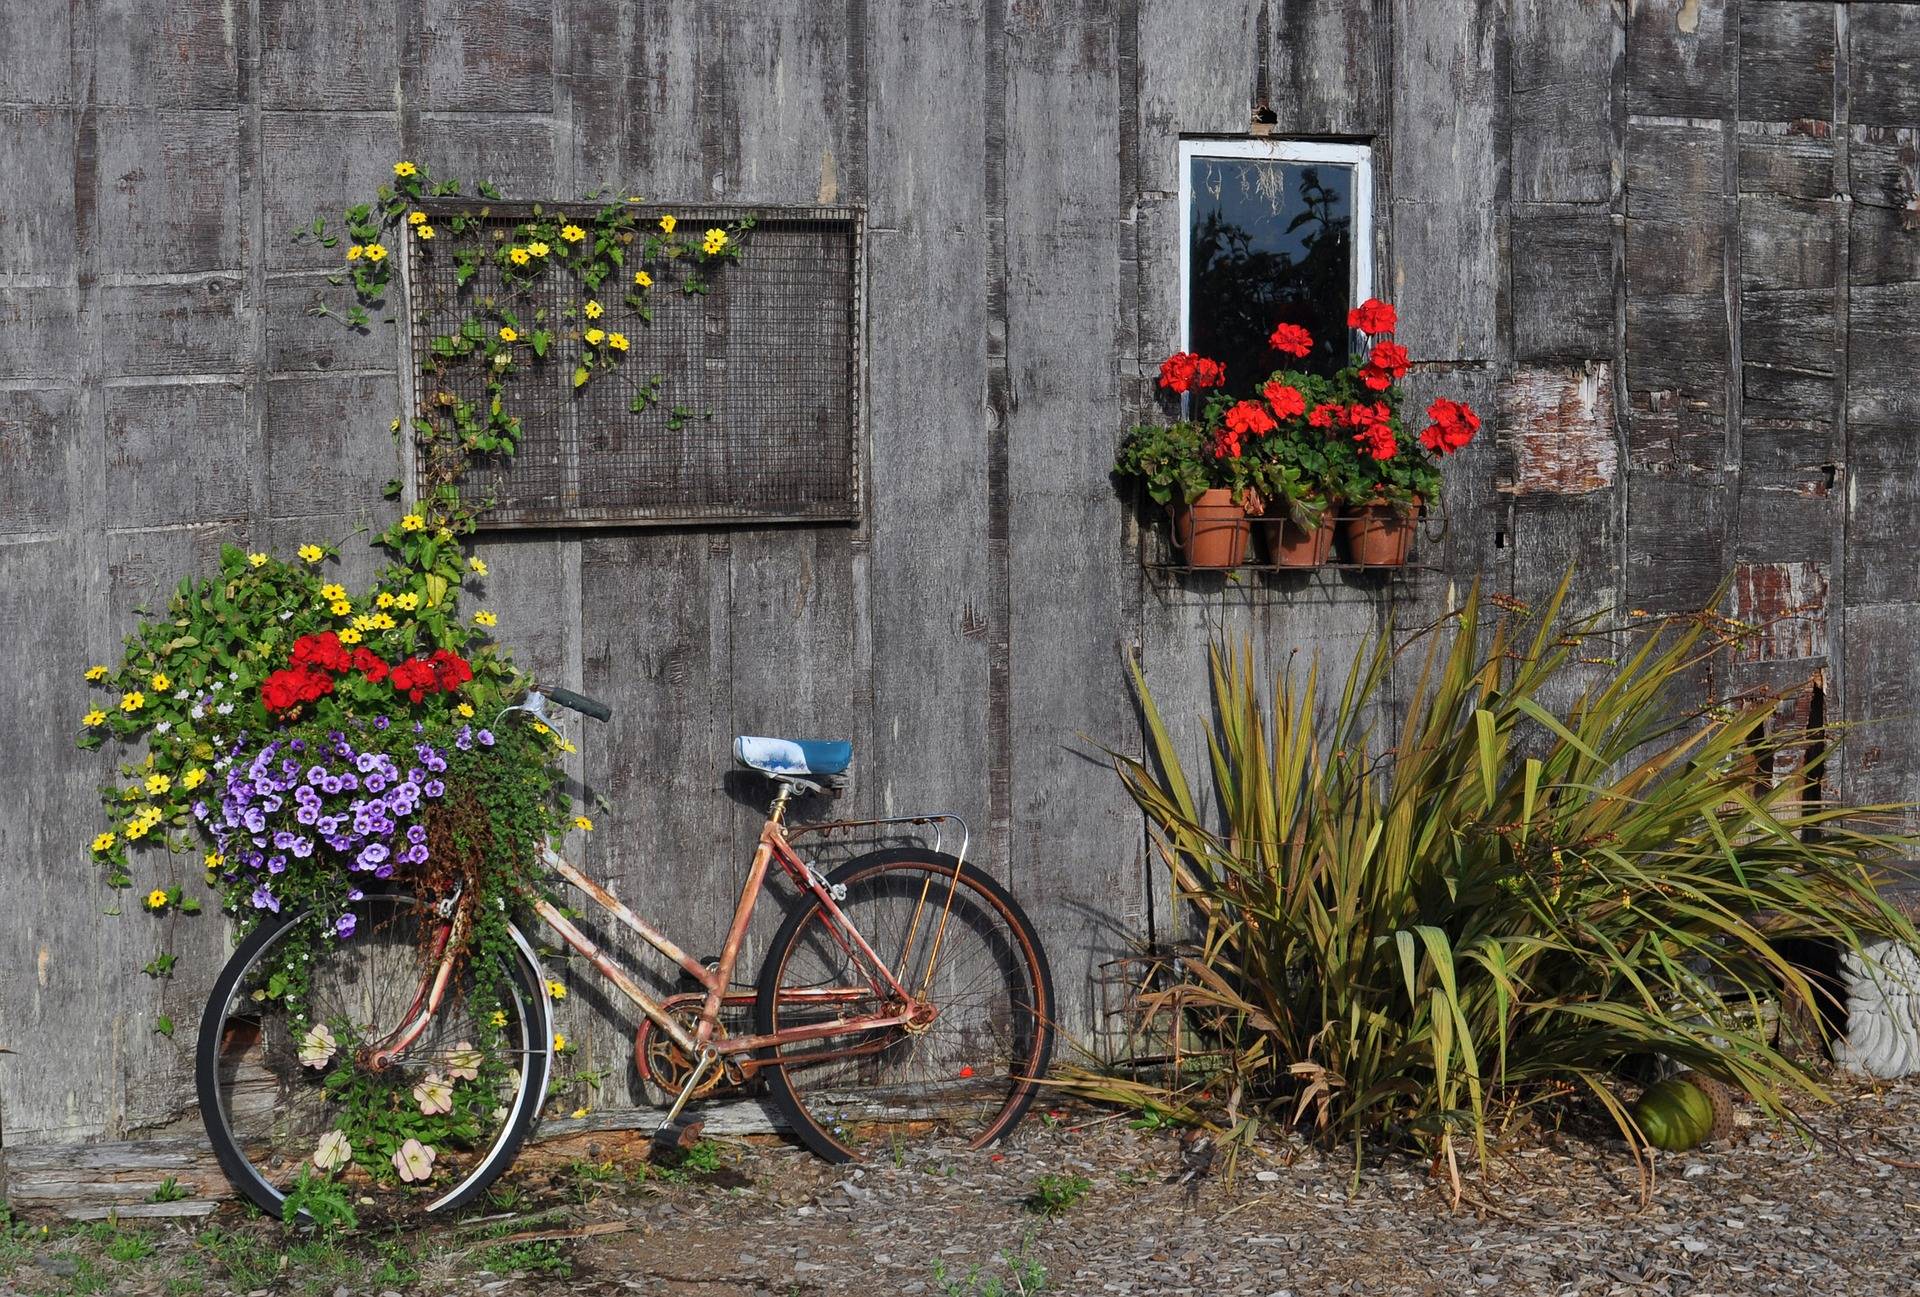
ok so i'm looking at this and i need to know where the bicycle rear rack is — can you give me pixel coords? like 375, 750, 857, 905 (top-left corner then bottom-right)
785, 812, 971, 873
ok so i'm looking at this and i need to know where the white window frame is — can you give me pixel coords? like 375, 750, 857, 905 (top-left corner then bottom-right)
1177, 138, 1374, 356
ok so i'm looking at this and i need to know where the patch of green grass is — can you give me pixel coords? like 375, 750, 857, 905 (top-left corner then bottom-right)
102, 1228, 157, 1264
475, 1238, 572, 1278
280, 1168, 358, 1238
1022, 1173, 1091, 1217
646, 1138, 722, 1184
147, 1177, 191, 1204
195, 1225, 283, 1292
933, 1235, 1049, 1296
371, 1233, 420, 1288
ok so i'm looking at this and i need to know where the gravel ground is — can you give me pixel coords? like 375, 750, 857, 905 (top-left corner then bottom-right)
6, 1072, 1920, 1296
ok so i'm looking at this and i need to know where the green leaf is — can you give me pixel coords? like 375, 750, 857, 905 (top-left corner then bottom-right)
573, 366, 590, 388
154, 1015, 174, 1038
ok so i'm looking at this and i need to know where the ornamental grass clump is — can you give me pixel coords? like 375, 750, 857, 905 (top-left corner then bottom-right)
1113, 576, 1917, 1174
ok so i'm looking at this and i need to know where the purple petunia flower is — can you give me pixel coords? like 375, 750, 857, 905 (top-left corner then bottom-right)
374, 716, 390, 730
365, 773, 388, 794
455, 727, 473, 751
357, 842, 390, 870
374, 863, 393, 879
347, 887, 364, 902
273, 830, 297, 850
335, 913, 357, 939
290, 836, 313, 858
266, 855, 287, 874
250, 886, 279, 913
406, 825, 427, 845
424, 780, 445, 799
477, 730, 495, 747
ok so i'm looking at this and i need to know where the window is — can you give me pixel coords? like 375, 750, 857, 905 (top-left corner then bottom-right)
402, 205, 864, 529
1179, 140, 1372, 397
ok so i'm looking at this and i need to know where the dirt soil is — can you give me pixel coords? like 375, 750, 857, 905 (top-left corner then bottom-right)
6, 1073, 1920, 1296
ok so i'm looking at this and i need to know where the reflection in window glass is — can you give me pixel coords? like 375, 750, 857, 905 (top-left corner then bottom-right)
1188, 156, 1354, 395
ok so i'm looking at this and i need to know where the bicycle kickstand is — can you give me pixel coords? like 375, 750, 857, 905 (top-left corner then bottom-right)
649, 1047, 717, 1156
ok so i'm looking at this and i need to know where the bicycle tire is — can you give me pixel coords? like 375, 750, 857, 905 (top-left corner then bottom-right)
754, 848, 1055, 1163
196, 893, 551, 1218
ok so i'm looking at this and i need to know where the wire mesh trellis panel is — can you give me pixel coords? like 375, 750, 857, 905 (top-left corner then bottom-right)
403, 204, 863, 528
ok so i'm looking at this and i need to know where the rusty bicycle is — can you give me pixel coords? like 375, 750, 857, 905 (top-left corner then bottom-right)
196, 685, 1055, 1216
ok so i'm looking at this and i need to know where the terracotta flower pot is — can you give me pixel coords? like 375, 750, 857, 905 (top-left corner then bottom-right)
1169, 489, 1251, 568
1261, 510, 1335, 568
1340, 497, 1420, 567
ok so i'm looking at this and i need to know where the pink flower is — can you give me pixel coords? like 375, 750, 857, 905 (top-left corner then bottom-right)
413, 1071, 454, 1116
393, 1138, 437, 1183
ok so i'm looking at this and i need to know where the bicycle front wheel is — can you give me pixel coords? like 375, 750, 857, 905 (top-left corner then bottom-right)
755, 849, 1055, 1162
196, 892, 550, 1218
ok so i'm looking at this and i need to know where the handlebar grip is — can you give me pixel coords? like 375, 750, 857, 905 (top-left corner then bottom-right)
546, 687, 613, 722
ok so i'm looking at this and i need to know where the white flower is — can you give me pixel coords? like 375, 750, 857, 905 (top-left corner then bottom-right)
298, 1023, 337, 1069
278, 610, 293, 621
393, 1138, 436, 1183
209, 679, 224, 692
172, 689, 188, 700
413, 1071, 454, 1115
153, 720, 172, 734
216, 702, 234, 715
312, 1129, 352, 1172
190, 704, 204, 720
446, 1042, 482, 1082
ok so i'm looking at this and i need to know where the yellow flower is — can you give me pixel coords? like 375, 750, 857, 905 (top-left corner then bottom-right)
468, 556, 488, 576
351, 615, 374, 631
150, 672, 171, 692
394, 592, 420, 611
320, 583, 346, 602
146, 889, 169, 911
330, 600, 352, 617
247, 552, 268, 567
181, 768, 206, 790
364, 244, 388, 263
583, 328, 605, 346
574, 815, 594, 832
553, 1033, 567, 1052
394, 161, 418, 177
83, 709, 107, 727
498, 325, 517, 343
633, 270, 652, 288
508, 246, 531, 265
528, 240, 550, 257
560, 224, 586, 243
546, 979, 568, 1000
376, 591, 395, 608
298, 544, 324, 564
120, 691, 146, 712
339, 627, 363, 645
91, 831, 116, 853
558, 739, 578, 754
401, 514, 425, 532
408, 210, 428, 225
583, 300, 603, 320
531, 721, 550, 735
370, 613, 396, 630
702, 228, 728, 255
204, 851, 223, 869
571, 1107, 589, 1120
473, 610, 498, 628
607, 332, 629, 352
125, 820, 150, 841
456, 702, 474, 718
489, 1010, 508, 1028
346, 244, 363, 261
145, 773, 171, 796
417, 225, 435, 240
85, 665, 108, 682
658, 214, 677, 235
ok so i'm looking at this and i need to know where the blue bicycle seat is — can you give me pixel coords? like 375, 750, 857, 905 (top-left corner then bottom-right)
733, 735, 853, 778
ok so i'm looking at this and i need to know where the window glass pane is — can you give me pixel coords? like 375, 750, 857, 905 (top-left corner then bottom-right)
1188, 156, 1354, 395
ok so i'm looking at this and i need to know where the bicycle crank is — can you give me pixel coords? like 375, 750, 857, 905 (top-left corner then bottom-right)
634, 992, 754, 1101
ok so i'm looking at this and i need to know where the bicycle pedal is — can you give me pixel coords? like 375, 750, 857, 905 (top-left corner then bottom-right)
650, 1117, 705, 1156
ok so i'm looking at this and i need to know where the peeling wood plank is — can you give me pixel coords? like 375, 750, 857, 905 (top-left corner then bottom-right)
1729, 560, 1829, 663
1499, 363, 1619, 495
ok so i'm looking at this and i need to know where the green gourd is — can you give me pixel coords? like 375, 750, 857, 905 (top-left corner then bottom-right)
1633, 1077, 1716, 1151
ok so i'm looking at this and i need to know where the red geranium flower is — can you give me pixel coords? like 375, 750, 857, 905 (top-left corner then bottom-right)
1354, 424, 1398, 461
1157, 351, 1225, 394
1347, 298, 1398, 335
1225, 399, 1278, 440
1369, 340, 1409, 380
1358, 364, 1392, 392
1268, 322, 1313, 358
1308, 402, 1342, 430
1419, 398, 1480, 455
1345, 401, 1391, 428
289, 631, 352, 674
1263, 381, 1307, 421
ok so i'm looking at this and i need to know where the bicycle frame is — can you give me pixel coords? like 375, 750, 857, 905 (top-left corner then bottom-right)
374, 780, 974, 1087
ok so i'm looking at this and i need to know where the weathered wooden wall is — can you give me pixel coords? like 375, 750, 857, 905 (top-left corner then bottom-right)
3, 0, 1917, 1155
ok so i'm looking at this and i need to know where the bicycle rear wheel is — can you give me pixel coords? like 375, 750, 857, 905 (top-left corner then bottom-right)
196, 892, 550, 1217
754, 849, 1054, 1162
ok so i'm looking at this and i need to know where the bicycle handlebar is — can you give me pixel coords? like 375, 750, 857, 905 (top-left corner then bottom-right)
545, 686, 613, 723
